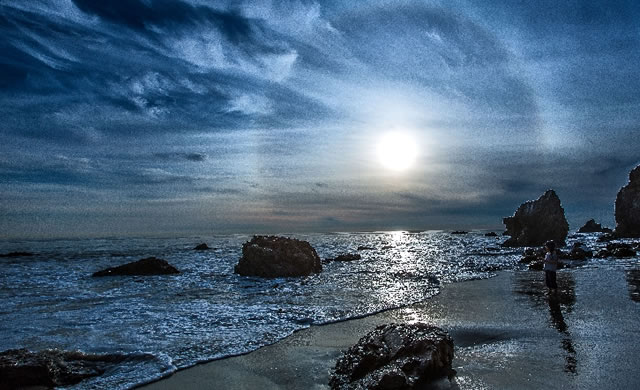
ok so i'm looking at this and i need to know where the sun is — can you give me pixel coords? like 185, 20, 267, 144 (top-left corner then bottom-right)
376, 131, 418, 171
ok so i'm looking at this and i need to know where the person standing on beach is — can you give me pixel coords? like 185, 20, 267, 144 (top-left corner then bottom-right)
543, 240, 558, 290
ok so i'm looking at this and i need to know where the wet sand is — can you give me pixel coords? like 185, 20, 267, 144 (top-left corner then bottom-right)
140, 265, 640, 389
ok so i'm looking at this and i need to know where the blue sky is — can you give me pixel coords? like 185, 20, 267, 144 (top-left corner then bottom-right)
1, 0, 639, 238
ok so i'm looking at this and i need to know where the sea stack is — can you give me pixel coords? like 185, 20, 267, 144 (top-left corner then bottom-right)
615, 165, 640, 238
502, 189, 569, 247
577, 219, 612, 233
234, 235, 322, 278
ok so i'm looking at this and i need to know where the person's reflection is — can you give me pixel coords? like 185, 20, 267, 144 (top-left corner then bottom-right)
625, 268, 640, 302
514, 271, 577, 374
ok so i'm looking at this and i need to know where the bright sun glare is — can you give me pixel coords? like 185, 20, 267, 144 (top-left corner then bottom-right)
376, 131, 418, 171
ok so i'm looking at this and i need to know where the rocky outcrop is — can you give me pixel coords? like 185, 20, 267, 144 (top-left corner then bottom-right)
0, 348, 126, 389
502, 190, 569, 247
193, 243, 211, 250
484, 232, 498, 237
92, 257, 180, 277
559, 242, 592, 261
329, 323, 454, 390
234, 236, 322, 278
577, 219, 612, 233
325, 253, 361, 262
615, 165, 640, 238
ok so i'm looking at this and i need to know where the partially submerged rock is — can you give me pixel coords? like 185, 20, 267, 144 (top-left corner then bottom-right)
325, 253, 361, 262
594, 243, 637, 259
0, 252, 35, 258
357, 246, 375, 251
615, 165, 640, 238
484, 232, 498, 237
577, 219, 612, 233
451, 230, 468, 235
0, 348, 126, 389
193, 243, 211, 250
329, 323, 454, 390
92, 257, 180, 277
502, 190, 569, 247
234, 236, 322, 277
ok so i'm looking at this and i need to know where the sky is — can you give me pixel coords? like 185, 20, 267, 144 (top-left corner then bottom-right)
1, 0, 639, 239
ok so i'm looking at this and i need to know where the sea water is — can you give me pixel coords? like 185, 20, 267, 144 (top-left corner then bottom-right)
0, 231, 542, 389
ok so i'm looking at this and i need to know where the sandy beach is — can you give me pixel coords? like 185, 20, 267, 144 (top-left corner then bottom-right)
140, 264, 640, 389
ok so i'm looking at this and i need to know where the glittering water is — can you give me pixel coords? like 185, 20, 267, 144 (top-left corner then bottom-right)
0, 231, 531, 389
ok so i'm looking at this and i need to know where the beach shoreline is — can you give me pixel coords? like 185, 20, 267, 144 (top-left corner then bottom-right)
139, 264, 640, 390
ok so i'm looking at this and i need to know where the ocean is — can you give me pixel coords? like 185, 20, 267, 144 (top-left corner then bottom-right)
0, 231, 602, 389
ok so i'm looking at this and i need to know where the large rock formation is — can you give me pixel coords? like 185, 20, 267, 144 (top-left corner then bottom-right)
577, 219, 612, 233
0, 348, 125, 389
502, 190, 569, 247
92, 257, 179, 277
329, 323, 454, 390
615, 165, 640, 238
234, 236, 322, 277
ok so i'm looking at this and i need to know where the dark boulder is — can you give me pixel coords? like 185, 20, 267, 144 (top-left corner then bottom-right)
484, 232, 498, 237
0, 252, 35, 258
561, 242, 592, 260
577, 219, 612, 233
234, 236, 322, 278
325, 253, 361, 262
607, 243, 636, 258
193, 243, 211, 250
519, 247, 544, 264
451, 230, 468, 235
0, 348, 126, 389
357, 246, 375, 251
502, 190, 569, 247
615, 165, 640, 238
92, 257, 179, 277
329, 323, 454, 390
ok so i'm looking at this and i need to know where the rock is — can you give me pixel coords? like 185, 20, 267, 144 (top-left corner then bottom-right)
607, 243, 636, 258
92, 257, 179, 277
577, 219, 612, 233
0, 252, 35, 258
193, 243, 210, 250
615, 165, 640, 238
451, 230, 468, 235
502, 190, 569, 247
381, 245, 394, 250
329, 323, 454, 390
0, 348, 126, 388
519, 247, 544, 264
357, 246, 375, 251
562, 242, 592, 260
484, 232, 498, 237
598, 233, 617, 242
234, 236, 322, 278
325, 253, 362, 262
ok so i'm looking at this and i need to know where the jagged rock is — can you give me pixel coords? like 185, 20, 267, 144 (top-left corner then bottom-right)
577, 219, 612, 233
484, 232, 498, 237
329, 323, 454, 390
92, 257, 179, 277
234, 236, 322, 278
325, 253, 361, 262
193, 243, 211, 250
502, 190, 569, 247
0, 348, 126, 389
357, 246, 375, 251
615, 165, 640, 238
0, 252, 34, 258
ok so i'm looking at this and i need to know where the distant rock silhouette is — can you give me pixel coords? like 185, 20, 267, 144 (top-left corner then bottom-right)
193, 243, 210, 250
484, 232, 498, 237
451, 230, 468, 235
325, 253, 361, 262
357, 246, 375, 251
330, 323, 454, 390
234, 236, 322, 278
502, 190, 569, 247
0, 348, 126, 388
615, 165, 640, 238
577, 219, 612, 233
92, 257, 179, 277
0, 252, 34, 258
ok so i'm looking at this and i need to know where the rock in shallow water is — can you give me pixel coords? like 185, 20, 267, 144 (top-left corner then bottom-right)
329, 323, 454, 390
325, 253, 362, 262
615, 165, 640, 238
0, 348, 126, 389
577, 219, 612, 233
234, 235, 322, 277
502, 190, 569, 247
92, 257, 180, 276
